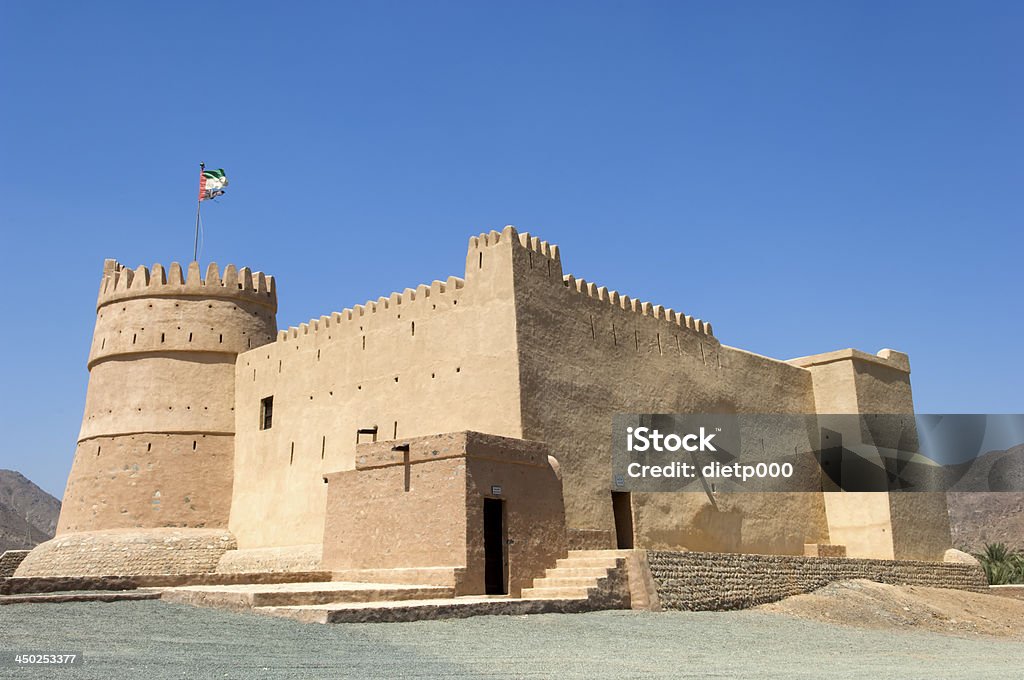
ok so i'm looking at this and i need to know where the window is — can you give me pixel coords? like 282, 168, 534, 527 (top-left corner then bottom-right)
260, 396, 274, 430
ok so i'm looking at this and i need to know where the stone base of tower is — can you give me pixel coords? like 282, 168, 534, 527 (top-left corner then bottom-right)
14, 528, 236, 578
215, 545, 324, 574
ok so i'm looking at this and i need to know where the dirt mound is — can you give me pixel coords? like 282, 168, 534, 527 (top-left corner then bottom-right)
759, 579, 1024, 640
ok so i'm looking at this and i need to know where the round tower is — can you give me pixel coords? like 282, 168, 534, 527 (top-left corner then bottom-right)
57, 259, 278, 534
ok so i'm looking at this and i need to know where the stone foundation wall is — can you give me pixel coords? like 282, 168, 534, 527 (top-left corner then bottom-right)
216, 545, 322, 574
647, 551, 989, 611
0, 550, 31, 578
14, 529, 236, 578
1, 571, 331, 595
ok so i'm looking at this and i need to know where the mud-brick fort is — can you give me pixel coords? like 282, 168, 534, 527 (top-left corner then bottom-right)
13, 226, 980, 617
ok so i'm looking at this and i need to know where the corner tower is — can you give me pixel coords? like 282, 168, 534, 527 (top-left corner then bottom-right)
57, 259, 277, 533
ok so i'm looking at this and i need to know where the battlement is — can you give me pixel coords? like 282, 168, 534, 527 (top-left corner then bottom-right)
97, 260, 277, 311
468, 223, 708, 337
468, 225, 561, 264
276, 276, 466, 342
562, 273, 713, 337
467, 225, 563, 280
470, 225, 711, 336
272, 224, 711, 346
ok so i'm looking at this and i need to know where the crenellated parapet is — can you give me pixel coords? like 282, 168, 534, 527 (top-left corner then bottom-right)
276, 276, 466, 342
88, 260, 278, 367
469, 224, 713, 337
271, 223, 712, 350
467, 225, 563, 280
97, 259, 277, 311
562, 273, 713, 337
468, 225, 561, 262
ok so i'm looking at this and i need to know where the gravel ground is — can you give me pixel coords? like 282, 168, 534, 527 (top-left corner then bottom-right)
0, 600, 1021, 679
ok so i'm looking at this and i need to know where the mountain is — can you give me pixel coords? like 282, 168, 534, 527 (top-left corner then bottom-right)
0, 470, 62, 553
946, 444, 1024, 552
947, 491, 1024, 553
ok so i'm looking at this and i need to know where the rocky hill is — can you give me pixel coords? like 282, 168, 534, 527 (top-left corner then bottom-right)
948, 491, 1024, 552
946, 444, 1024, 552
0, 470, 61, 552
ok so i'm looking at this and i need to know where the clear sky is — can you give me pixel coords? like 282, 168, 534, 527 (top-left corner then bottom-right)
1, 2, 1021, 497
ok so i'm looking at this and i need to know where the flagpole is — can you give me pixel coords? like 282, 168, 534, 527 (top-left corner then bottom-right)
194, 161, 204, 263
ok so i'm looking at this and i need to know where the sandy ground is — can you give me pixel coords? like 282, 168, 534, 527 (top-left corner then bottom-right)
759, 579, 1024, 641
0, 596, 1022, 679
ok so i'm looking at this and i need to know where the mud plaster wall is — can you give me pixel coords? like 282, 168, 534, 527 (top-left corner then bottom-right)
505, 230, 830, 553
230, 241, 523, 549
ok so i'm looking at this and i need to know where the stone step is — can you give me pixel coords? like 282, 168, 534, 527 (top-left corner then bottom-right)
257, 596, 596, 624
330, 566, 462, 588
162, 581, 453, 610
529, 576, 600, 588
520, 585, 593, 599
555, 557, 619, 569
0, 590, 163, 605
568, 550, 635, 558
544, 566, 611, 579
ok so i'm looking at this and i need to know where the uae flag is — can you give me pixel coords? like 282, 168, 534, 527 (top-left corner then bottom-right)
198, 168, 228, 201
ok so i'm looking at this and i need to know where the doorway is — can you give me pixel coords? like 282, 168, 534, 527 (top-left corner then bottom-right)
612, 491, 634, 549
483, 498, 507, 595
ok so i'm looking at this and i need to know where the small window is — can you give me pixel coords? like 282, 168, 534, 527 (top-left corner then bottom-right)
260, 396, 274, 430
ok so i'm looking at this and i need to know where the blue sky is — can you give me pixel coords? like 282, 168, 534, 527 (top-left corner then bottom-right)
1, 2, 1021, 497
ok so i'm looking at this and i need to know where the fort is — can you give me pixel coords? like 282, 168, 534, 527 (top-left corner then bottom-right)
10, 225, 971, 616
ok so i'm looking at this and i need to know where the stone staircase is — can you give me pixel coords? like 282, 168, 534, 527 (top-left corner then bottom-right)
162, 581, 455, 613
159, 550, 638, 623
521, 550, 631, 606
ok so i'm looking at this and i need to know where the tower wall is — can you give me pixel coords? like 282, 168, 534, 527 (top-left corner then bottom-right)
499, 226, 828, 552
56, 259, 277, 534
791, 349, 951, 560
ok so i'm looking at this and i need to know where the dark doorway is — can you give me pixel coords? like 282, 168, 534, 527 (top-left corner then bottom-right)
612, 491, 634, 549
483, 498, 507, 595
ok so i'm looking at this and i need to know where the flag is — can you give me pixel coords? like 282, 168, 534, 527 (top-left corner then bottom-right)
199, 168, 228, 201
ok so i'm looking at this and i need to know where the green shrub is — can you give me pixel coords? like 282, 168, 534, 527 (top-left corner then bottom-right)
972, 543, 1024, 585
